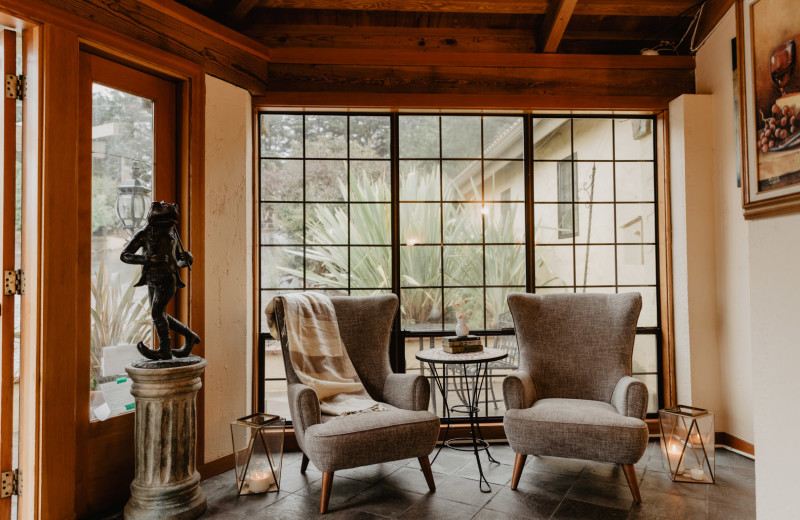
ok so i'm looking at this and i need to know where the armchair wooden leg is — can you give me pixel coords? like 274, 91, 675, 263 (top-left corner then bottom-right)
510, 453, 527, 490
622, 464, 642, 504
320, 471, 334, 514
418, 456, 436, 492
300, 453, 310, 474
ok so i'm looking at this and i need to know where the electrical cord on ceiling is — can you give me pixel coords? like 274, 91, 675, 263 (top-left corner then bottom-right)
640, 0, 708, 56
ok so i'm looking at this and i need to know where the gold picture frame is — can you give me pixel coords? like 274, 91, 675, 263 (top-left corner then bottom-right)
738, 0, 800, 217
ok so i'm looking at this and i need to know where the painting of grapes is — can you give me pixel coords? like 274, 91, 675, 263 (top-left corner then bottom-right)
748, 0, 800, 196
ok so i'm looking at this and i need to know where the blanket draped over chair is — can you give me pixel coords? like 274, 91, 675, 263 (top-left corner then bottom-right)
266, 292, 381, 416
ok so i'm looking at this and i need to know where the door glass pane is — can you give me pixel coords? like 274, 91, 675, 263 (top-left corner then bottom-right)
90, 84, 154, 422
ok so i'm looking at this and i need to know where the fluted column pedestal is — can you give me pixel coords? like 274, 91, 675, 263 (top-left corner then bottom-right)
124, 356, 207, 520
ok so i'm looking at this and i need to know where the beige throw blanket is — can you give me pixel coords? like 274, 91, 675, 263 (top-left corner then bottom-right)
266, 292, 381, 416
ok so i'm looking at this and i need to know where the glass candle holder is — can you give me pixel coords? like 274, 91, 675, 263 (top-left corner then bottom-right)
230, 413, 285, 495
658, 405, 715, 483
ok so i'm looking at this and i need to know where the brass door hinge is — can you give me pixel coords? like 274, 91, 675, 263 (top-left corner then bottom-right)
0, 469, 20, 497
4, 74, 25, 100
4, 269, 24, 295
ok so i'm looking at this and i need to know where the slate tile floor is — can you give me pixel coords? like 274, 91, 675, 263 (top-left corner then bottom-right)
106, 440, 756, 519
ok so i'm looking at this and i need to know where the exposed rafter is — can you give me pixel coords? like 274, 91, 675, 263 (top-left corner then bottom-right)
249, 0, 700, 17
539, 0, 579, 53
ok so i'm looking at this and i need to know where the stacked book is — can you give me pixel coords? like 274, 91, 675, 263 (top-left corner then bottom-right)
442, 335, 483, 354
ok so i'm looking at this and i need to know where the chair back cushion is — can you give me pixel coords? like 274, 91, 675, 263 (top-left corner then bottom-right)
507, 292, 641, 403
274, 294, 398, 401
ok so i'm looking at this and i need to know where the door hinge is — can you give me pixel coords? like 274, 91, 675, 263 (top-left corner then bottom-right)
1, 469, 20, 497
4, 269, 24, 296
4, 74, 25, 100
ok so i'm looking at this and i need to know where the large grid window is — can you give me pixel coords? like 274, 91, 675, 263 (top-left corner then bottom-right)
258, 112, 662, 421
259, 114, 393, 416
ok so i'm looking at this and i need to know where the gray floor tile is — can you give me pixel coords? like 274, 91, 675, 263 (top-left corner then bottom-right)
397, 495, 480, 520
431, 474, 500, 508
101, 441, 757, 520
337, 463, 403, 484
296, 475, 376, 507
551, 498, 630, 520
629, 492, 708, 520
515, 468, 577, 499
483, 486, 562, 519
342, 482, 425, 518
566, 478, 636, 511
471, 509, 533, 520
525, 455, 586, 477
379, 466, 447, 495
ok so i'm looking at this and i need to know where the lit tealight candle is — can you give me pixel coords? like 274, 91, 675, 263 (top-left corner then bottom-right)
246, 471, 274, 493
689, 468, 705, 481
668, 443, 685, 474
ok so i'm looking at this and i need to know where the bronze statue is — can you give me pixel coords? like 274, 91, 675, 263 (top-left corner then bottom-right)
121, 201, 200, 361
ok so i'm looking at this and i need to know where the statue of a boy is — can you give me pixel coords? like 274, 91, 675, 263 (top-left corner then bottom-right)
121, 201, 200, 361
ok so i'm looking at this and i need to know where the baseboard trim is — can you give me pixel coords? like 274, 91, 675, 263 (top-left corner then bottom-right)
646, 419, 755, 458
198, 453, 235, 480
715, 432, 755, 457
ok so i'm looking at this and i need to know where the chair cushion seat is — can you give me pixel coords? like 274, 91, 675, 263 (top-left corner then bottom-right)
305, 404, 440, 472
504, 398, 648, 464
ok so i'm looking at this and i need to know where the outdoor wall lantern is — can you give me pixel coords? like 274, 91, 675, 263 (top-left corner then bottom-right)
658, 405, 715, 483
230, 413, 285, 495
115, 161, 151, 234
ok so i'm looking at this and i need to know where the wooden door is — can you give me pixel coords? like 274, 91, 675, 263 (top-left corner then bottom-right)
76, 52, 177, 517
0, 28, 18, 520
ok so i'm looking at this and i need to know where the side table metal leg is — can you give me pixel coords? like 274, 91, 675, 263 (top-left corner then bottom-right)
466, 363, 491, 493
473, 363, 499, 465
428, 363, 450, 465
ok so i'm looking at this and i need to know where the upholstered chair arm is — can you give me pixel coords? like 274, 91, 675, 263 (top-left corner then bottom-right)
611, 376, 649, 420
382, 373, 430, 411
288, 383, 322, 446
503, 371, 537, 410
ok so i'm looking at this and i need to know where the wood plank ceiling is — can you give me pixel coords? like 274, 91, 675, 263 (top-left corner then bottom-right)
179, 0, 714, 56
174, 0, 734, 108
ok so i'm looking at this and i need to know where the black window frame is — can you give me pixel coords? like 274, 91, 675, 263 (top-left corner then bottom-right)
257, 112, 664, 425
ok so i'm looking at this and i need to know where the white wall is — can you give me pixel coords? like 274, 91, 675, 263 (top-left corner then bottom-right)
694, 6, 800, 518
749, 215, 800, 519
668, 94, 724, 419
203, 75, 254, 462
694, 8, 754, 443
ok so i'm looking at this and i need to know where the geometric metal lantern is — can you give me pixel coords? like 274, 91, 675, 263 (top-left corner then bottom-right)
658, 405, 715, 483
230, 413, 285, 495
115, 161, 151, 235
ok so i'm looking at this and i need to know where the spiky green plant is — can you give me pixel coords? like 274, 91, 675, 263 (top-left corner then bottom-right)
277, 162, 566, 330
90, 253, 151, 385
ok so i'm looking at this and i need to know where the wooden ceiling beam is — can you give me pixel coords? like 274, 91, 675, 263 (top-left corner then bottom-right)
251, 0, 698, 17
539, 0, 579, 53
269, 47, 695, 69
227, 0, 262, 25
21, 0, 271, 95
693, 0, 735, 49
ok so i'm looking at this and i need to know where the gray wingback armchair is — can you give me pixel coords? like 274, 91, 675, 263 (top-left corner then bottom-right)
504, 292, 648, 503
272, 294, 440, 513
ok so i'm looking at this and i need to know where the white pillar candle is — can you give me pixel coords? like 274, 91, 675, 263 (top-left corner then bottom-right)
689, 468, 705, 481
246, 471, 274, 493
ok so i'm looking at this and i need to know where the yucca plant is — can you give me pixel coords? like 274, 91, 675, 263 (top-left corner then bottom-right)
90, 253, 151, 387
277, 161, 567, 330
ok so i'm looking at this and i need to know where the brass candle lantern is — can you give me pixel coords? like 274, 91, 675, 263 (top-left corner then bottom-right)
658, 405, 715, 483
230, 413, 285, 495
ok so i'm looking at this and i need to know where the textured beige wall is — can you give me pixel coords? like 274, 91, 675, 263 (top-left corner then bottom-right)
668, 94, 724, 421
694, 8, 754, 444
749, 214, 800, 519
203, 75, 253, 462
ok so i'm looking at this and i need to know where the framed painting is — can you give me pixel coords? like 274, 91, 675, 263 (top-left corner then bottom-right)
739, 0, 800, 217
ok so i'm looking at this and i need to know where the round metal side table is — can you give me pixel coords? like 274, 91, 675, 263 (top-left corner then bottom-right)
415, 347, 508, 493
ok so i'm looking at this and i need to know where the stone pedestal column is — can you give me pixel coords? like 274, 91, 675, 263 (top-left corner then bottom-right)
125, 356, 207, 520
